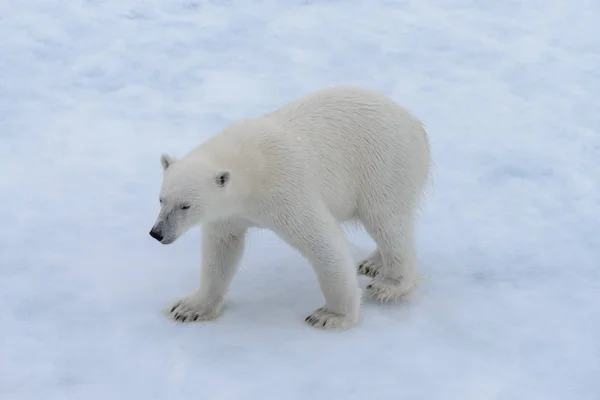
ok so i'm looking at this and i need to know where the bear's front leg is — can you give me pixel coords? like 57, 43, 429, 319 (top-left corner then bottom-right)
168, 220, 247, 323
268, 203, 361, 330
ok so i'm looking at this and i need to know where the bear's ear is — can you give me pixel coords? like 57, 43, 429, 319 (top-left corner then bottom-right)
215, 170, 231, 187
160, 153, 177, 171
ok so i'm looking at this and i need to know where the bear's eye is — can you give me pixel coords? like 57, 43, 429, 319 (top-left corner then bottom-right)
159, 198, 163, 204
180, 204, 191, 210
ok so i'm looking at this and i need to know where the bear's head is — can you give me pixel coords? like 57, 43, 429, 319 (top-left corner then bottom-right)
149, 153, 232, 244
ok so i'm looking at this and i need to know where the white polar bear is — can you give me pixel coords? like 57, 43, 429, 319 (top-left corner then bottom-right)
149, 86, 431, 330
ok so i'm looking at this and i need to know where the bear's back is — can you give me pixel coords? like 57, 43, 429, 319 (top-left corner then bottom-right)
266, 86, 426, 164
261, 86, 430, 219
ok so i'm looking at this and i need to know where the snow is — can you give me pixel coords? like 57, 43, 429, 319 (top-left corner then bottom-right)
1, 0, 599, 399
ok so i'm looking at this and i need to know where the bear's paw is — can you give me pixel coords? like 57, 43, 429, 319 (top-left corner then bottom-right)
166, 297, 221, 323
304, 307, 358, 331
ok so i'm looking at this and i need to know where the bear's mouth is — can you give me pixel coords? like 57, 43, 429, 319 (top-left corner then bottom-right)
160, 237, 176, 245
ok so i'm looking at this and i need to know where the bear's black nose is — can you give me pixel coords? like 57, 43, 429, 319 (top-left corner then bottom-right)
149, 229, 163, 242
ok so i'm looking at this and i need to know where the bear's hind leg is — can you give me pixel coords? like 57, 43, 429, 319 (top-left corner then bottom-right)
361, 214, 420, 302
267, 203, 361, 330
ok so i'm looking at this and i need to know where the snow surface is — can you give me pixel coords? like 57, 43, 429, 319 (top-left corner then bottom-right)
2, 1, 599, 399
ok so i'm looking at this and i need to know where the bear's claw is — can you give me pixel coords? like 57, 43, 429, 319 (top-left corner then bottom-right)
357, 260, 381, 278
304, 307, 358, 330
357, 252, 383, 278
166, 297, 221, 323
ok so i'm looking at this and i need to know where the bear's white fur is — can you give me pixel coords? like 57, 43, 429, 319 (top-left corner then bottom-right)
149, 86, 431, 330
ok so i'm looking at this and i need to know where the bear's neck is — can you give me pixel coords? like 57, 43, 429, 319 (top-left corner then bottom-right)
197, 134, 266, 202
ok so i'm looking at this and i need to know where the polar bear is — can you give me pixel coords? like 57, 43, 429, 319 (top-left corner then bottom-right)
149, 86, 431, 330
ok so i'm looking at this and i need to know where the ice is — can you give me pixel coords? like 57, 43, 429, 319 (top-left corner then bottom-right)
1, 1, 599, 399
